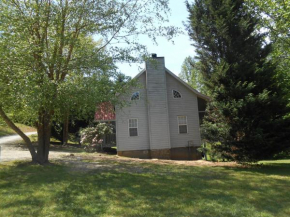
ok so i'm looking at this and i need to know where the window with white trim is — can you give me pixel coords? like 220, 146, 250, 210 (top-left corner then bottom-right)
131, 91, 140, 100
173, 90, 181, 98
129, 119, 138, 136
177, 116, 188, 134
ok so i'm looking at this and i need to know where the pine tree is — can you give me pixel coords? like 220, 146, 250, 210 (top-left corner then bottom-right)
186, 0, 290, 162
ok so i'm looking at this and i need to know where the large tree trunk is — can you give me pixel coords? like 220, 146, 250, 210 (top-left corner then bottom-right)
0, 106, 38, 162
36, 110, 52, 164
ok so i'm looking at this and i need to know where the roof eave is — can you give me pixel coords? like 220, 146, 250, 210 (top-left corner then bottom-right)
120, 67, 210, 101
165, 68, 210, 101
132, 68, 146, 80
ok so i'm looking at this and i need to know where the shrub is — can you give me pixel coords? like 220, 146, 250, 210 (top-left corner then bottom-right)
197, 143, 224, 162
80, 123, 113, 152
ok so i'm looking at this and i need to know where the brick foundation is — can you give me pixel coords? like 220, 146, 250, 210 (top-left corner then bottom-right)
150, 149, 171, 159
118, 147, 201, 160
118, 150, 151, 159
170, 147, 202, 160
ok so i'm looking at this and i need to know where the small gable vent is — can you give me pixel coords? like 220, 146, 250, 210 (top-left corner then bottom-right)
173, 90, 181, 98
131, 91, 140, 100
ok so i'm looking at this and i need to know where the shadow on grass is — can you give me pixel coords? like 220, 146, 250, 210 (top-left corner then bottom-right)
0, 160, 290, 217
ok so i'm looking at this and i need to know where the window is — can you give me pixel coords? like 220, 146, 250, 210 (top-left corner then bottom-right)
131, 92, 140, 100
177, 116, 188, 134
173, 90, 181, 98
129, 119, 138, 136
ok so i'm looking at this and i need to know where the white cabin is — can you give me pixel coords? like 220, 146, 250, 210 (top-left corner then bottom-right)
115, 55, 209, 160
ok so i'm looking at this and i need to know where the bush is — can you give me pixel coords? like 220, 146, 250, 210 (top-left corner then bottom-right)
197, 143, 224, 162
80, 123, 113, 152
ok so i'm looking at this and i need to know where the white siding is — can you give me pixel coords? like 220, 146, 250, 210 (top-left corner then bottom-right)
116, 72, 150, 151
146, 58, 171, 150
166, 72, 201, 148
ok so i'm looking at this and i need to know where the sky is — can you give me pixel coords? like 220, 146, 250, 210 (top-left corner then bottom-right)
116, 0, 195, 78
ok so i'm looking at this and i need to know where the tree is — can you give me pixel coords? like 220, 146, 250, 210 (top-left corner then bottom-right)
186, 0, 290, 162
246, 0, 290, 69
179, 56, 208, 94
0, 0, 179, 164
246, 0, 290, 115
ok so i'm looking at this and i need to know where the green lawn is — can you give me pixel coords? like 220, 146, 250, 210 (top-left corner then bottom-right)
0, 158, 290, 217
0, 123, 36, 137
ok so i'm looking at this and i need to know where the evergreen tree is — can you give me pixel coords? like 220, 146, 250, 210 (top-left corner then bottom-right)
186, 0, 290, 162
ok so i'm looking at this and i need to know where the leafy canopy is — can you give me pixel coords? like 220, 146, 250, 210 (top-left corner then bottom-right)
179, 56, 208, 95
0, 0, 179, 123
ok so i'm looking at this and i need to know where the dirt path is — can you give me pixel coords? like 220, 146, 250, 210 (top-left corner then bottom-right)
0, 133, 238, 167
0, 133, 71, 163
54, 153, 239, 174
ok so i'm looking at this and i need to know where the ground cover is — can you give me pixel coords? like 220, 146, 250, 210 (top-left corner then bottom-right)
0, 154, 289, 217
0, 123, 36, 137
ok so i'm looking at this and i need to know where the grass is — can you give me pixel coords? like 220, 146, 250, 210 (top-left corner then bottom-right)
50, 135, 80, 145
0, 157, 290, 217
0, 123, 36, 137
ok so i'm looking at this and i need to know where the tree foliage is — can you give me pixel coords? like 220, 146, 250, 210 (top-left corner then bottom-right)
247, 0, 290, 66
186, 0, 290, 162
179, 56, 208, 94
246, 0, 290, 114
0, 0, 179, 164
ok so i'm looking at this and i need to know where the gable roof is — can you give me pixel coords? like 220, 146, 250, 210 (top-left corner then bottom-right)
132, 68, 210, 101
133, 68, 146, 80
165, 68, 210, 101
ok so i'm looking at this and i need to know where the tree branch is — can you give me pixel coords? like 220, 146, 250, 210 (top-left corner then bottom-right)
56, 0, 68, 81
0, 106, 37, 161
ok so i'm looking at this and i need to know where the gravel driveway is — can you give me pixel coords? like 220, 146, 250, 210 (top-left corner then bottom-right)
0, 133, 71, 163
